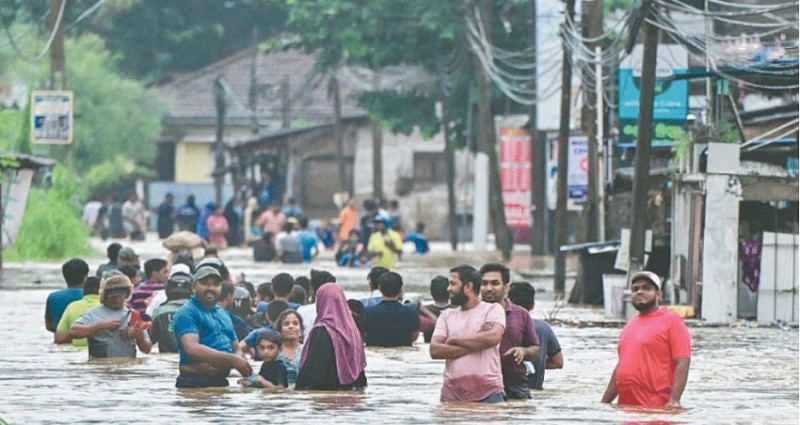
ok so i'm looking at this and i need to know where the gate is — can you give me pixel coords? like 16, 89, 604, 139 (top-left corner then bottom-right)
757, 232, 799, 325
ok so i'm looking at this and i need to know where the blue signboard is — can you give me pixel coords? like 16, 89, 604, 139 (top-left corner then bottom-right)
618, 45, 689, 121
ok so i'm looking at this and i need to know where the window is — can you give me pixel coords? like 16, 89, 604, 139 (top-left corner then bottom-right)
413, 152, 447, 185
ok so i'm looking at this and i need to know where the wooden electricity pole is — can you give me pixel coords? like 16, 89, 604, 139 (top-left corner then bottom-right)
582, 0, 603, 242
554, 0, 575, 297
628, 0, 658, 275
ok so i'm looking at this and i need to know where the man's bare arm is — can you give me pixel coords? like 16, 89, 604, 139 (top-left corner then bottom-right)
600, 365, 618, 403
546, 351, 564, 369
666, 357, 691, 406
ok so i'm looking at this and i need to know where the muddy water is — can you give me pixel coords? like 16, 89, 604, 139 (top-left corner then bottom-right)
1, 288, 796, 424
0, 253, 797, 424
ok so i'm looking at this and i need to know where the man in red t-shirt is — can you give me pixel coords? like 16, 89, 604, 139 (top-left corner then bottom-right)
601, 271, 691, 408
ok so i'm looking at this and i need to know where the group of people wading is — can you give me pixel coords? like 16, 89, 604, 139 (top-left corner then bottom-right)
45, 244, 690, 406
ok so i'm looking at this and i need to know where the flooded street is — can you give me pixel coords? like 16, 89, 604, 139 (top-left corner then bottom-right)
0, 240, 797, 424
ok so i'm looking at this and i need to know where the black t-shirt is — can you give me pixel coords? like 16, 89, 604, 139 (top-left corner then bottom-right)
259, 360, 288, 388
253, 239, 276, 262
295, 327, 367, 391
364, 301, 420, 347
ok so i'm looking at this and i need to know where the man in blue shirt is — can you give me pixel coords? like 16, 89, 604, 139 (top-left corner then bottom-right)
296, 217, 319, 262
364, 271, 420, 347
508, 281, 564, 390
45, 258, 89, 335
172, 264, 252, 388
404, 222, 430, 254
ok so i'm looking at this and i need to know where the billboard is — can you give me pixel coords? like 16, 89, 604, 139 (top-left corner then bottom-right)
31, 90, 73, 144
498, 120, 532, 228
546, 135, 588, 211
618, 45, 688, 121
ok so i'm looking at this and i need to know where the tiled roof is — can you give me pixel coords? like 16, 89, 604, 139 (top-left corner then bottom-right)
158, 48, 365, 126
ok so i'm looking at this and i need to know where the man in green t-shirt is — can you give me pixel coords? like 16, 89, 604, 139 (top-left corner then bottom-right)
367, 216, 403, 269
55, 277, 101, 347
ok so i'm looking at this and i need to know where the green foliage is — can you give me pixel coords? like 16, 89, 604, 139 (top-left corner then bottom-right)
3, 31, 164, 172
5, 165, 93, 261
81, 0, 288, 81
82, 155, 156, 200
604, 0, 634, 15
357, 91, 439, 137
0, 108, 22, 150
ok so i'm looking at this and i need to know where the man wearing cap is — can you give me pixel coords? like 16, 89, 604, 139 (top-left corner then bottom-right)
366, 216, 403, 269
116, 247, 141, 277
601, 271, 692, 407
150, 271, 194, 353
172, 264, 252, 388
69, 274, 152, 358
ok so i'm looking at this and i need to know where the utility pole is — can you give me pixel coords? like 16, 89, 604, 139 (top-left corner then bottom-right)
628, 0, 658, 275
530, 0, 547, 255
248, 27, 259, 135
439, 101, 459, 251
332, 77, 347, 193
50, 0, 69, 167
474, 0, 513, 260
582, 0, 603, 242
280, 76, 291, 129
49, 0, 66, 90
371, 119, 383, 200
554, 0, 575, 297
214, 76, 227, 206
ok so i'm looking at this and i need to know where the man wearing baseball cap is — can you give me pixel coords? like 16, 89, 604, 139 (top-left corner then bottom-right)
150, 270, 194, 353
366, 216, 403, 269
601, 271, 692, 407
171, 263, 252, 388
69, 273, 152, 358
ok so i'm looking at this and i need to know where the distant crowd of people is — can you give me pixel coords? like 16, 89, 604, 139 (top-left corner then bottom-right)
44, 242, 691, 406
83, 184, 430, 269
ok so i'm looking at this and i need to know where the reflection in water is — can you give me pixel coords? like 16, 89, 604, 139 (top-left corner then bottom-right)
0, 289, 797, 424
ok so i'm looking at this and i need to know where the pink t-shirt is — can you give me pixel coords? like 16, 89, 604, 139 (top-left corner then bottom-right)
616, 307, 692, 407
433, 301, 506, 402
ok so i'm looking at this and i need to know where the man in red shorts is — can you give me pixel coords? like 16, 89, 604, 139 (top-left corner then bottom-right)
601, 271, 691, 407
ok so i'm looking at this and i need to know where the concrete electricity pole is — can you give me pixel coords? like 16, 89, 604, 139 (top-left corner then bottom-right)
49, 0, 66, 90
554, 0, 575, 296
473, 0, 513, 260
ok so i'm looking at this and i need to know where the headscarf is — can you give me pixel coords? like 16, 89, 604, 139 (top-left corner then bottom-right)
298, 283, 366, 385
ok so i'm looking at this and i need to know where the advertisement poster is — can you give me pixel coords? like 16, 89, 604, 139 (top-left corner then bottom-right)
546, 135, 588, 211
31, 90, 73, 144
497, 117, 532, 230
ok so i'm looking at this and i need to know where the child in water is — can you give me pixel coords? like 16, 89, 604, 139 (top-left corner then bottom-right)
240, 330, 288, 389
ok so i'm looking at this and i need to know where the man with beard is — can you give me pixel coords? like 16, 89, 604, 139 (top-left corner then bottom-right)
172, 264, 252, 388
430, 265, 506, 403
479, 263, 539, 399
601, 271, 691, 407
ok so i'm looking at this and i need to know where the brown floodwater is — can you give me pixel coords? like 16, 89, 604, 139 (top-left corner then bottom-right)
0, 252, 797, 424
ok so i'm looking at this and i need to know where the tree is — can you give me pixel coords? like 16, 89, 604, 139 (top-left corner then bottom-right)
286, 0, 531, 257
3, 30, 163, 172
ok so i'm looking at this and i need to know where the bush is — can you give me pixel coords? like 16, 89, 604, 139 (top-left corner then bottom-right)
4, 165, 94, 261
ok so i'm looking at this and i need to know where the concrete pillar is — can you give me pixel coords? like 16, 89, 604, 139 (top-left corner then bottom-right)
473, 152, 489, 251
701, 143, 741, 323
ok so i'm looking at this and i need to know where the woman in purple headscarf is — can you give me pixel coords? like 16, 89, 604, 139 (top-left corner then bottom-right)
295, 282, 367, 390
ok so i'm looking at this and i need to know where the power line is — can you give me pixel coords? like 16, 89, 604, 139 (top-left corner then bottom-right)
0, 0, 67, 62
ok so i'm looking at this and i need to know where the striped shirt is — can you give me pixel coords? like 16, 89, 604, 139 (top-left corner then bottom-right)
129, 281, 164, 319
